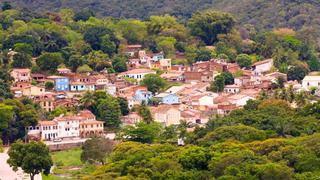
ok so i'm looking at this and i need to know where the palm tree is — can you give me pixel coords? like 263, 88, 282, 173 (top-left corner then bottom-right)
80, 91, 95, 109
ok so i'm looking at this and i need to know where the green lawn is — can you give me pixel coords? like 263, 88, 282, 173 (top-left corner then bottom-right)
42, 148, 96, 180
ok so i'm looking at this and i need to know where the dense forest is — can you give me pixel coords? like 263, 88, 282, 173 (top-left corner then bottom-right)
4, 0, 320, 31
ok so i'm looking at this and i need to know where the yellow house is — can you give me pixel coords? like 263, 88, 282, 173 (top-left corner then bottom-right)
22, 85, 46, 96
159, 59, 172, 70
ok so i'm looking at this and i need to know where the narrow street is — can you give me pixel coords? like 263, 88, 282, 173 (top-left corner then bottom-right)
0, 148, 42, 180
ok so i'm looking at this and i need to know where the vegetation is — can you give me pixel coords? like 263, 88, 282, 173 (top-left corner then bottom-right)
81, 137, 113, 165
7, 141, 53, 180
47, 148, 95, 179
87, 98, 320, 179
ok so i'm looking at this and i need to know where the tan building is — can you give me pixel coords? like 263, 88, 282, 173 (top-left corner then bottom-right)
151, 105, 181, 126
159, 58, 172, 70
10, 68, 32, 82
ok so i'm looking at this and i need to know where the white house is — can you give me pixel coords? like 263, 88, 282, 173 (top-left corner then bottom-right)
119, 68, 156, 81
224, 84, 241, 94
55, 116, 80, 138
252, 59, 273, 75
27, 110, 104, 141
302, 76, 320, 90
228, 94, 255, 107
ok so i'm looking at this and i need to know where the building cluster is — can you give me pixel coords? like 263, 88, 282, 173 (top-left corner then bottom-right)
27, 110, 104, 141
14, 44, 320, 141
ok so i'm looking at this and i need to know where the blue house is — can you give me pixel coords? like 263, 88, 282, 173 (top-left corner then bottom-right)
48, 76, 69, 92
134, 90, 153, 103
154, 93, 179, 104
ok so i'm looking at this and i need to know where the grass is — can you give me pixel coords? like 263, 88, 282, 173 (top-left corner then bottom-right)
42, 148, 96, 180
51, 148, 82, 168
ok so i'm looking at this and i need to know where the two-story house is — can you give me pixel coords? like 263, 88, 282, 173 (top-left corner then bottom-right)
151, 105, 181, 126
133, 89, 153, 103
47, 76, 70, 92
11, 68, 32, 82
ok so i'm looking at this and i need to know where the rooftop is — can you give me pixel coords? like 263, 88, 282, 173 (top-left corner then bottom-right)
252, 59, 273, 66
120, 68, 155, 75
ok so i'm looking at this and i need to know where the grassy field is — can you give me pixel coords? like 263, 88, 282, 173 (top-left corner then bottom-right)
43, 148, 95, 180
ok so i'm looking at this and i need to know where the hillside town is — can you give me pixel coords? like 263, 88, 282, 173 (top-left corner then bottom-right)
2, 1, 320, 179
7, 45, 318, 143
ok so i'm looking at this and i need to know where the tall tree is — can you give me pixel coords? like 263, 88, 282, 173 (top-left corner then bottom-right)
7, 141, 53, 180
209, 75, 225, 92
141, 74, 166, 94
137, 102, 153, 124
36, 52, 64, 72
112, 55, 128, 73
97, 98, 122, 128
236, 54, 252, 69
188, 10, 235, 45
12, 53, 32, 68
117, 97, 129, 116
81, 137, 113, 165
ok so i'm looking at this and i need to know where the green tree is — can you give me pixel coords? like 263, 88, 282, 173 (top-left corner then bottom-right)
97, 98, 121, 128
81, 137, 113, 165
236, 54, 252, 68
112, 55, 128, 73
76, 64, 93, 73
141, 74, 166, 94
12, 53, 32, 68
147, 15, 187, 41
117, 19, 147, 44
74, 9, 94, 21
36, 52, 64, 72
83, 26, 118, 54
221, 72, 234, 85
178, 146, 209, 170
137, 102, 153, 124
7, 141, 53, 180
45, 81, 54, 91
14, 43, 33, 55
188, 10, 235, 45
0, 103, 14, 134
209, 75, 225, 92
101, 34, 117, 57
156, 36, 177, 56
199, 124, 266, 145
68, 54, 85, 72
118, 122, 162, 143
117, 97, 129, 116
0, 68, 13, 99
195, 48, 213, 62
287, 65, 309, 81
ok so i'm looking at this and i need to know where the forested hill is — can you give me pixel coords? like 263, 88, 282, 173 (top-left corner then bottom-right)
4, 0, 320, 31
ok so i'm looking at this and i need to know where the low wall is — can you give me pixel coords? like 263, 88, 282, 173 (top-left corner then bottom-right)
47, 141, 84, 151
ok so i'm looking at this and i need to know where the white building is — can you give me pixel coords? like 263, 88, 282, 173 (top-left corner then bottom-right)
119, 68, 156, 81
224, 84, 241, 94
228, 94, 255, 107
302, 76, 320, 90
252, 59, 273, 75
27, 110, 104, 141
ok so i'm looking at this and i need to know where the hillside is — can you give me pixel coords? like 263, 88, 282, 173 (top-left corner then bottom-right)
3, 0, 320, 32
